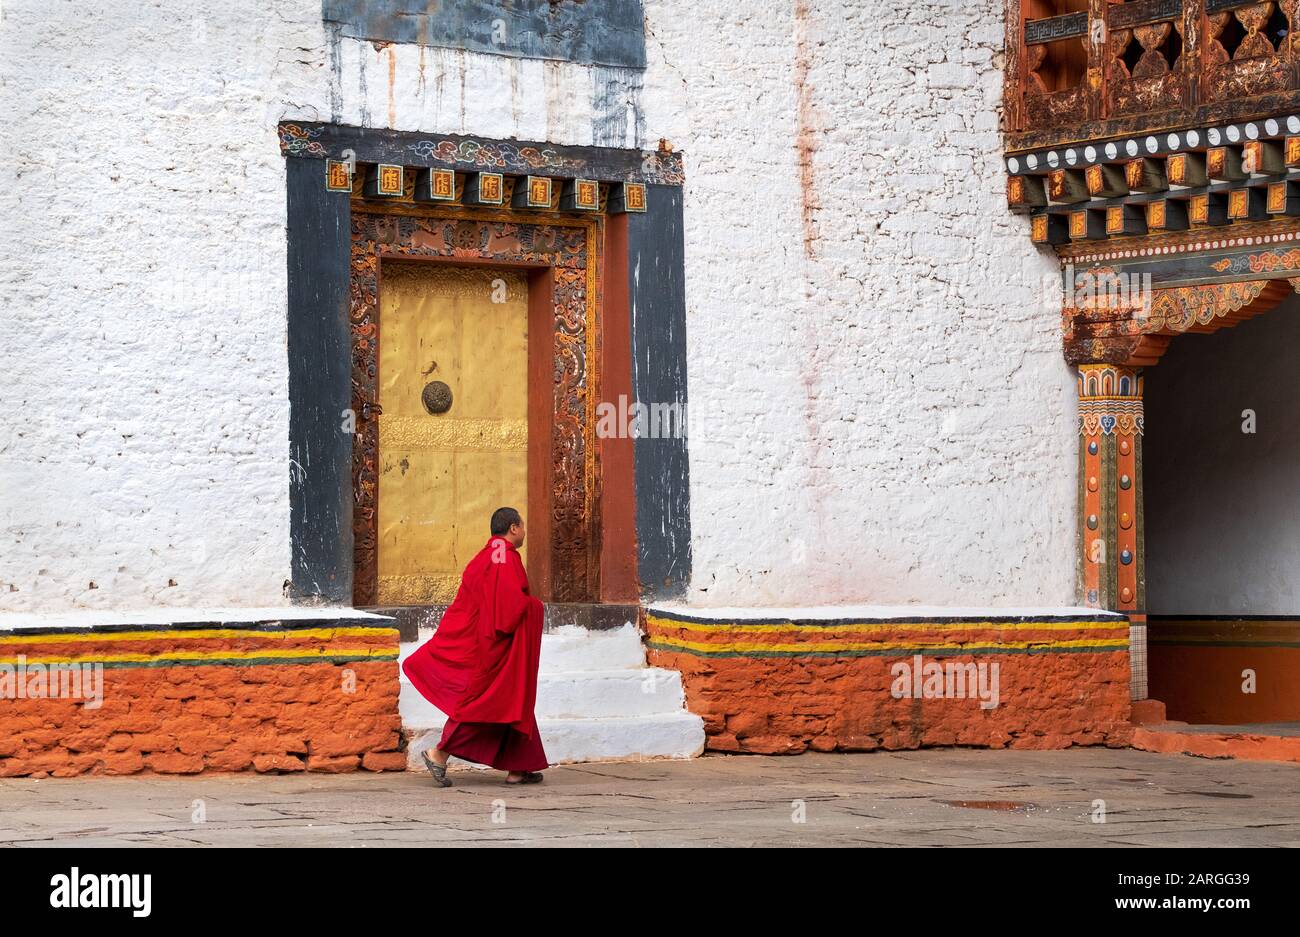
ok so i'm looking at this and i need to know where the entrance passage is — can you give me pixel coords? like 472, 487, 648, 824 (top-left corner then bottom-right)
1144, 292, 1300, 725
376, 263, 528, 604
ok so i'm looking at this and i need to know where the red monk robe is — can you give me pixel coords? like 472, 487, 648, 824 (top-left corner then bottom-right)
402, 537, 548, 772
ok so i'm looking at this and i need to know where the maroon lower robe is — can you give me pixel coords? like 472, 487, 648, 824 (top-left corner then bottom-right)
402, 536, 548, 773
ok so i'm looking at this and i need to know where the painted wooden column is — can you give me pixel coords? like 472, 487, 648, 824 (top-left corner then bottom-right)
1078, 364, 1146, 700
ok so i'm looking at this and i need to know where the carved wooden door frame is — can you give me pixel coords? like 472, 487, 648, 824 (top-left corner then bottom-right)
348, 202, 603, 606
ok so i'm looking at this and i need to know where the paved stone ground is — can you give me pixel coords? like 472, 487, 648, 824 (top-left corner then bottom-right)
1, 748, 1297, 847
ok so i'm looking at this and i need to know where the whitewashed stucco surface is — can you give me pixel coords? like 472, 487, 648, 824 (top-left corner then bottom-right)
655, 1, 1077, 606
0, 1, 1075, 614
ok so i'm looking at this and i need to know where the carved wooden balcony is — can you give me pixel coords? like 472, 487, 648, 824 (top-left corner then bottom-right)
1007, 0, 1300, 152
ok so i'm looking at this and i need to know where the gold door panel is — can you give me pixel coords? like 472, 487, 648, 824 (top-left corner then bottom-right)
376, 264, 528, 604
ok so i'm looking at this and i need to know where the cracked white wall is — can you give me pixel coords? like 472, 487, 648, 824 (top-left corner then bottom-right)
649, 0, 1077, 607
0, 0, 1075, 613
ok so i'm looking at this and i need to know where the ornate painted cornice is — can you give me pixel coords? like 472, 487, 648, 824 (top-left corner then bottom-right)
277, 122, 684, 186
1064, 276, 1298, 364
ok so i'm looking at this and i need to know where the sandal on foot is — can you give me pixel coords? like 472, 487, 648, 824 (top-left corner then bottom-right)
505, 771, 544, 785
421, 750, 452, 787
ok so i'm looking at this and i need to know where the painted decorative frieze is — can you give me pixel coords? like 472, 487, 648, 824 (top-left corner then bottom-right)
278, 122, 684, 186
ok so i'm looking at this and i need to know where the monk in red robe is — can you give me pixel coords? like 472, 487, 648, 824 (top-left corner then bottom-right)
402, 506, 548, 786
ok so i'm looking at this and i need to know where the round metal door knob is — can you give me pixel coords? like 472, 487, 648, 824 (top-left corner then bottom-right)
422, 381, 453, 414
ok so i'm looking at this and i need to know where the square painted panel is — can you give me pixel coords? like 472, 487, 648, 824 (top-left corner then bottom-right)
323, 0, 646, 68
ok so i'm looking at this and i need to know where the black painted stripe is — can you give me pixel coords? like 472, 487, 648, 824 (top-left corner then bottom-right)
630, 185, 692, 600
287, 155, 356, 604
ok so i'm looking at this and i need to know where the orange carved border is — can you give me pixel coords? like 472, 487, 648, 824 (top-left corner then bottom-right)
1065, 277, 1298, 365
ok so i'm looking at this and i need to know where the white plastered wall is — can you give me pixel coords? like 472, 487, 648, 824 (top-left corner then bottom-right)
0, 0, 1076, 614
647, 1, 1079, 606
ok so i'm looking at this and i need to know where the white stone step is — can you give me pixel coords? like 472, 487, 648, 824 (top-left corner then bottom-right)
533, 668, 687, 719
399, 622, 647, 673
400, 667, 687, 723
542, 623, 647, 671
397, 622, 703, 766
403, 711, 706, 769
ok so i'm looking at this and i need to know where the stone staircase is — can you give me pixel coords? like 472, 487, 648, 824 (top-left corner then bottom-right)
398, 622, 705, 768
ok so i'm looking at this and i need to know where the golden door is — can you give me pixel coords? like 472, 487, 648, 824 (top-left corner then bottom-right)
376, 264, 528, 604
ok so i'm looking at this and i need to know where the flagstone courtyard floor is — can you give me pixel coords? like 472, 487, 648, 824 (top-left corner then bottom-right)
1, 749, 1297, 847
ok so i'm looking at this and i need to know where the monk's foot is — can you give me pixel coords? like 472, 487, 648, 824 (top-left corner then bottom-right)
505, 771, 544, 785
430, 748, 450, 767
420, 749, 452, 787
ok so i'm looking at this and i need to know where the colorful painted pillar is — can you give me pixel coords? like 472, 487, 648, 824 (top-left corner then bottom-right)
1077, 364, 1147, 700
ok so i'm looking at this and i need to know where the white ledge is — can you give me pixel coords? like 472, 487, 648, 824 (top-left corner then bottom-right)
647, 604, 1127, 622
0, 606, 394, 633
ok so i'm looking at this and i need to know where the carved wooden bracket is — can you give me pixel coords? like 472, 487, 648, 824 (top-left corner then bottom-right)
1064, 276, 1298, 365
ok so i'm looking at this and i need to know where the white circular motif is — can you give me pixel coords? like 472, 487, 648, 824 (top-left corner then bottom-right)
1105, 142, 1119, 160
1008, 157, 1020, 174
1065, 148, 1077, 166
1047, 151, 1060, 168
1026, 154, 1038, 170
1126, 139, 1140, 156
1290, 116, 1300, 134
1187, 130, 1200, 147
1085, 145, 1097, 162
1246, 123, 1260, 140
1167, 133, 1180, 150
1146, 136, 1159, 153
1226, 125, 1241, 142
1208, 127, 1222, 145
1266, 119, 1279, 136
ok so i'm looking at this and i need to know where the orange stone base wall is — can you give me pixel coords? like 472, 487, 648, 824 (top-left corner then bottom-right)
0, 621, 404, 778
1150, 618, 1300, 724
646, 610, 1134, 754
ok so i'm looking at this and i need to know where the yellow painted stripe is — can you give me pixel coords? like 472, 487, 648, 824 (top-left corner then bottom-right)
646, 616, 1129, 635
647, 634, 1130, 655
0, 626, 395, 646
0, 646, 396, 666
